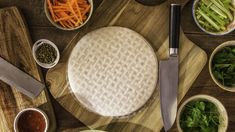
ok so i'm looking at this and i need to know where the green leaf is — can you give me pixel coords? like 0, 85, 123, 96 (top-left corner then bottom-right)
180, 100, 220, 132
227, 64, 235, 73
232, 48, 235, 53
196, 101, 206, 111
186, 116, 194, 127
214, 64, 232, 68
212, 46, 235, 87
202, 115, 209, 126
213, 70, 224, 80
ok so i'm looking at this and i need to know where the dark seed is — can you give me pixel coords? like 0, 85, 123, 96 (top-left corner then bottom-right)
36, 43, 57, 64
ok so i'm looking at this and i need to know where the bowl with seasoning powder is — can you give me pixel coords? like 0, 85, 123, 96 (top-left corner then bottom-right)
32, 39, 60, 69
14, 108, 49, 132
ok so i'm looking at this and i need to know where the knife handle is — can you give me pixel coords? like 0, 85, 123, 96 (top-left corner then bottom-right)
169, 4, 181, 56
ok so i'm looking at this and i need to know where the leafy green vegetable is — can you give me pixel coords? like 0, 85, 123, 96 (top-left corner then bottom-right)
195, 0, 235, 32
180, 100, 220, 132
212, 46, 235, 87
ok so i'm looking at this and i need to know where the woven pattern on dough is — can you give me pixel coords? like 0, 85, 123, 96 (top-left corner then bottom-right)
68, 27, 158, 116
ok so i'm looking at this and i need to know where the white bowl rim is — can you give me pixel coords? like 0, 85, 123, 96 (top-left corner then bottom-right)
209, 41, 235, 91
44, 0, 94, 31
32, 39, 60, 69
192, 0, 235, 36
14, 108, 49, 132
176, 94, 228, 132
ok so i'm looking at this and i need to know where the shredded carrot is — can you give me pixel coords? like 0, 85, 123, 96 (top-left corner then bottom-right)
77, 0, 87, 4
58, 20, 66, 28
67, 1, 80, 23
54, 15, 76, 22
67, 20, 74, 27
54, 15, 66, 28
69, 18, 78, 25
57, 2, 67, 6
47, 0, 55, 20
74, 1, 83, 25
63, 21, 73, 28
82, 5, 90, 17
82, 15, 87, 21
51, 6, 68, 9
53, 8, 69, 12
47, 0, 91, 29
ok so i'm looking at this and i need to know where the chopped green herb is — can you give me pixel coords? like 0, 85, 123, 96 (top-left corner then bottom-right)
180, 100, 220, 132
36, 43, 57, 64
212, 46, 235, 87
195, 0, 235, 32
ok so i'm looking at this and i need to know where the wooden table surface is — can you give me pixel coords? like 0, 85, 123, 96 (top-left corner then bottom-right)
1, 0, 235, 131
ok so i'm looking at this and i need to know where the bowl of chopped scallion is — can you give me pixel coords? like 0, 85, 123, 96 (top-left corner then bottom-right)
32, 39, 60, 69
209, 41, 235, 92
177, 95, 228, 132
193, 0, 235, 35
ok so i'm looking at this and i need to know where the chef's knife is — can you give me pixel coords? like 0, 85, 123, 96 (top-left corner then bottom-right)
0, 57, 45, 99
160, 4, 181, 131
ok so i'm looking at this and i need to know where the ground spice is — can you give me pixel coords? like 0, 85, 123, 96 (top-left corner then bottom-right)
18, 110, 46, 132
36, 43, 57, 64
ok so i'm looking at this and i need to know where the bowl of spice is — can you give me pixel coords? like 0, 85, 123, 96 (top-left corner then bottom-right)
32, 39, 60, 69
177, 95, 228, 132
209, 40, 235, 92
14, 108, 49, 132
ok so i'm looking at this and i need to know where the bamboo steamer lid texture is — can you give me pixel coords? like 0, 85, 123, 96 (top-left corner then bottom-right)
68, 26, 158, 117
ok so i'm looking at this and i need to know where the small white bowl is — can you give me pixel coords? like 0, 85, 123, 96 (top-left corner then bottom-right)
32, 39, 60, 69
44, 0, 93, 31
192, 0, 235, 35
177, 95, 228, 132
14, 108, 49, 132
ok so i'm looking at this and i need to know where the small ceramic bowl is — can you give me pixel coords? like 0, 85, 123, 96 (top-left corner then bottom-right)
177, 95, 228, 132
209, 40, 235, 92
14, 108, 49, 132
32, 39, 60, 69
192, 0, 235, 35
44, 0, 93, 31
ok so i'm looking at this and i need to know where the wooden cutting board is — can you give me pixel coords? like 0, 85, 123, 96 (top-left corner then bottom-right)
46, 0, 207, 131
0, 7, 56, 132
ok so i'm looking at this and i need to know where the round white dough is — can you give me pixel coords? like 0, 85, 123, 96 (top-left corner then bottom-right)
68, 27, 158, 116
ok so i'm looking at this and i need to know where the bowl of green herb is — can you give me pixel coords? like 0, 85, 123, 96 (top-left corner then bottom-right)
177, 95, 228, 132
32, 39, 60, 69
209, 41, 235, 91
193, 0, 235, 35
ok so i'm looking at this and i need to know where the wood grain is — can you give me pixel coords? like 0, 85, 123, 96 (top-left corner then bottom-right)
0, 7, 56, 132
46, 0, 207, 131
0, 0, 234, 131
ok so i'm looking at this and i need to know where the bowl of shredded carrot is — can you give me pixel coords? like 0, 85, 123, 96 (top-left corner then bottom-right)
44, 0, 93, 30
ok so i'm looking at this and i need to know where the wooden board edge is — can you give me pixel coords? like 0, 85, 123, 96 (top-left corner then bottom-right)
1, 6, 57, 132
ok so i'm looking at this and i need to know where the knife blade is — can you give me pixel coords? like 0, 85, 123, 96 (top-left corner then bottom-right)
0, 57, 45, 99
160, 4, 181, 131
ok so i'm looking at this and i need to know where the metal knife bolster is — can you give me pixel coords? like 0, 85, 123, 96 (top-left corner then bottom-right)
170, 48, 178, 56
